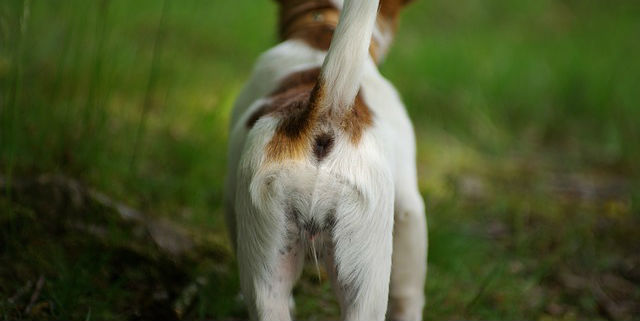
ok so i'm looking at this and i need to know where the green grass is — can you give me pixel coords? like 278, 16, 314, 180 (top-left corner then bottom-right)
1, 0, 639, 320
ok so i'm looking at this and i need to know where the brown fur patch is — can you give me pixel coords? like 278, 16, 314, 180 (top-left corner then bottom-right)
278, 0, 337, 51
246, 68, 322, 160
246, 68, 321, 129
288, 25, 336, 51
342, 92, 374, 144
265, 84, 323, 160
379, 0, 415, 19
377, 0, 415, 36
247, 66, 373, 161
271, 67, 322, 96
276, 1, 382, 56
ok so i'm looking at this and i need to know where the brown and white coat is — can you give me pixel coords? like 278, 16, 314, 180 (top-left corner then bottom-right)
224, 0, 426, 320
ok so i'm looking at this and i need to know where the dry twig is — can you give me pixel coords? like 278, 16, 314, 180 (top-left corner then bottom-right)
24, 275, 44, 315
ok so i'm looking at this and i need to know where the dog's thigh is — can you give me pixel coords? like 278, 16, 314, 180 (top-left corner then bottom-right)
236, 204, 304, 321
325, 193, 394, 321
239, 235, 303, 321
389, 174, 427, 321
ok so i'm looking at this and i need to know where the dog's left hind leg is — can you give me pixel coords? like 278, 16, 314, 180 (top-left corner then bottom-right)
239, 233, 304, 321
236, 199, 305, 321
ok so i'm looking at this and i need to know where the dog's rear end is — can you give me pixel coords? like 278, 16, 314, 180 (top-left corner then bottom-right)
225, 1, 426, 320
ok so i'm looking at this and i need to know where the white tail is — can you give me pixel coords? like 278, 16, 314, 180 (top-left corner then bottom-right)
319, 0, 380, 112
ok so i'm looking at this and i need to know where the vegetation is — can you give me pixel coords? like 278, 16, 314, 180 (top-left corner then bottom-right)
1, 0, 639, 319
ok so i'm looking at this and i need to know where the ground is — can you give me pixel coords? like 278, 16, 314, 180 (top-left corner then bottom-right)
1, 0, 639, 320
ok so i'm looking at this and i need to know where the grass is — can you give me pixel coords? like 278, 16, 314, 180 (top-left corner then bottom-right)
1, 0, 639, 320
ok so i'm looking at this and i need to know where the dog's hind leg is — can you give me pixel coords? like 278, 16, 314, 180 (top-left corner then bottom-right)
238, 226, 304, 321
324, 185, 395, 321
388, 176, 427, 321
235, 192, 305, 321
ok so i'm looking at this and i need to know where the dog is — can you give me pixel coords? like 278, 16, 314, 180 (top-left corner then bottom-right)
224, 0, 427, 320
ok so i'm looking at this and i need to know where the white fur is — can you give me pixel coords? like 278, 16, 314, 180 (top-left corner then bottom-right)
320, 0, 380, 112
224, 1, 427, 320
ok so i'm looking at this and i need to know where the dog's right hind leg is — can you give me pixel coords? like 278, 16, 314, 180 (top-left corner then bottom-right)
388, 180, 427, 321
323, 188, 395, 321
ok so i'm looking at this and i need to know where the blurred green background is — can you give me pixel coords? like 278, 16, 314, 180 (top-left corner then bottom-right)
1, 0, 639, 320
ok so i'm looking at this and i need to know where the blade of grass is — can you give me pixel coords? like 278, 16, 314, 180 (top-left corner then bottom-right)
1, 0, 29, 197
81, 0, 110, 156
128, 0, 169, 176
